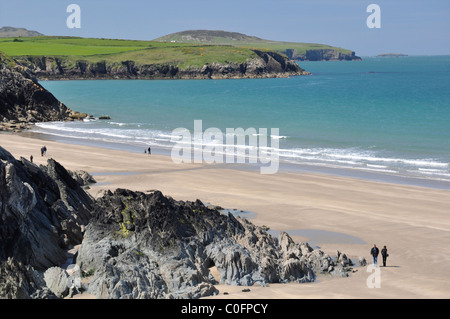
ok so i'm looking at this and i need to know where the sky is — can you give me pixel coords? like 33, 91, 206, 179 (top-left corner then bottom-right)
0, 0, 449, 56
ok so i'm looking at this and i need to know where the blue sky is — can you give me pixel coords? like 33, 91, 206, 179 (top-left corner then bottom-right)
0, 0, 449, 56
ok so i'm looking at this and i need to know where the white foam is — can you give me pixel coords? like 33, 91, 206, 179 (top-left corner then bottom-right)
31, 121, 450, 182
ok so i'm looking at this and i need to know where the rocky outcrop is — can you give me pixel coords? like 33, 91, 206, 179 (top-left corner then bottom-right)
0, 146, 95, 298
285, 49, 361, 61
0, 258, 57, 299
15, 50, 309, 81
68, 169, 97, 187
0, 52, 74, 131
0, 146, 94, 271
0, 147, 357, 299
76, 189, 351, 299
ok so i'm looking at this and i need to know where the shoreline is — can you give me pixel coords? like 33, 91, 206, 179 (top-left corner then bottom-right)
16, 129, 450, 191
1, 132, 450, 298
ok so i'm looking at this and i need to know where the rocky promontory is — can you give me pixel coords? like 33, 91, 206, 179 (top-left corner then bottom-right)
0, 52, 75, 132
15, 49, 309, 81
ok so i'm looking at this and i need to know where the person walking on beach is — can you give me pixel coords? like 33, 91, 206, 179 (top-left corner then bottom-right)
147, 146, 151, 156
370, 244, 380, 266
40, 147, 44, 157
381, 246, 389, 267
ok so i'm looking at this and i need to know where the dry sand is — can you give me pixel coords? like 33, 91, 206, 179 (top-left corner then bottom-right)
1, 133, 450, 299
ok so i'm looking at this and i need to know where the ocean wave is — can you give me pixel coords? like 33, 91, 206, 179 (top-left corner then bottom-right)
31, 121, 450, 182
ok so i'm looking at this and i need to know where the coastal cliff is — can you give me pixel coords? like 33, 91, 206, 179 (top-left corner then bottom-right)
0, 52, 76, 131
285, 48, 361, 61
15, 49, 309, 80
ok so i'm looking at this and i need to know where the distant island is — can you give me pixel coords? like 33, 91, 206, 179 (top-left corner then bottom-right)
377, 53, 408, 57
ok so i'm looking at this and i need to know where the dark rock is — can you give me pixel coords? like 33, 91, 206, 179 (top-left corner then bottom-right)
0, 52, 73, 131
68, 169, 97, 187
77, 189, 350, 299
0, 257, 57, 299
358, 257, 367, 266
336, 250, 353, 267
0, 146, 94, 270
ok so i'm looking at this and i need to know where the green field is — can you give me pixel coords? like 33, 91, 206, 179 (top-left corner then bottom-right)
0, 37, 149, 56
0, 32, 357, 73
0, 36, 262, 69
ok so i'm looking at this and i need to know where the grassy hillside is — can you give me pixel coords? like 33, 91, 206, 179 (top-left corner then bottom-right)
0, 50, 16, 68
0, 36, 261, 70
0, 26, 43, 38
155, 30, 354, 56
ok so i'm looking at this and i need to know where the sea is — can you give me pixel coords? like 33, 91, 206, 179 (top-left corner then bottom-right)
33, 56, 450, 189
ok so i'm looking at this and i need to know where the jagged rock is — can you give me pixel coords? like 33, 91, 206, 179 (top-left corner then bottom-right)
336, 250, 353, 267
77, 189, 351, 299
0, 257, 57, 299
359, 257, 367, 266
68, 169, 97, 186
0, 146, 94, 270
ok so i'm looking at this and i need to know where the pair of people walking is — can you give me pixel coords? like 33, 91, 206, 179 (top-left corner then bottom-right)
370, 244, 389, 267
40, 146, 47, 157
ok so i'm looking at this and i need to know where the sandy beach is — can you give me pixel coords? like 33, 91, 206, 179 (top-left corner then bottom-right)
1, 132, 450, 299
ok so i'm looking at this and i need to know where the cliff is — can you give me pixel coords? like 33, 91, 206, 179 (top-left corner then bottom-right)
15, 49, 309, 81
285, 48, 361, 61
0, 52, 76, 131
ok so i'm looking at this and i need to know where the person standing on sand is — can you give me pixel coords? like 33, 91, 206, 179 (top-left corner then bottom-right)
381, 246, 389, 267
147, 146, 151, 156
370, 244, 380, 266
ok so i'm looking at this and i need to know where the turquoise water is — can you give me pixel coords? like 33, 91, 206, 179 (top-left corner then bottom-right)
35, 56, 450, 184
